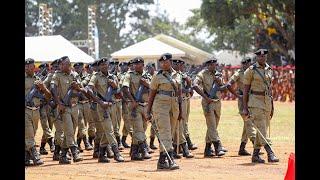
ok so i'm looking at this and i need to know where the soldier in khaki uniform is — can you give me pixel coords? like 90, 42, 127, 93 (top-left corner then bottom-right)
122, 57, 152, 160
193, 57, 226, 157
25, 58, 51, 166
51, 56, 83, 164
37, 63, 55, 155
225, 57, 256, 156
171, 59, 194, 159
45, 59, 65, 161
119, 61, 133, 148
243, 48, 279, 163
73, 62, 94, 152
146, 53, 181, 170
87, 57, 125, 163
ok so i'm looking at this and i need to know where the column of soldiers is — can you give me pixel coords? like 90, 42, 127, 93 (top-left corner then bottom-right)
25, 48, 279, 169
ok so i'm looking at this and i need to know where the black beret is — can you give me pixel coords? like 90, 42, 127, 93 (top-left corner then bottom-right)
241, 57, 252, 64
25, 58, 35, 65
128, 59, 134, 65
73, 62, 84, 67
132, 56, 144, 64
98, 57, 109, 65
146, 62, 155, 68
39, 62, 49, 68
109, 58, 119, 65
254, 49, 268, 55
159, 53, 172, 61
60, 56, 69, 61
51, 58, 60, 66
204, 56, 217, 64
172, 59, 185, 64
119, 62, 128, 66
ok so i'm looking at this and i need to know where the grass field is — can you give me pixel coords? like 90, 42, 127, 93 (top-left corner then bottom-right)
26, 99, 295, 180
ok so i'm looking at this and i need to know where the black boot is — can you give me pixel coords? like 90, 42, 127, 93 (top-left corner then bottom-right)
53, 145, 61, 161
29, 146, 44, 165
116, 136, 124, 150
180, 142, 194, 158
47, 137, 55, 153
157, 152, 170, 170
106, 144, 114, 158
204, 142, 215, 157
264, 145, 279, 162
213, 141, 225, 156
252, 149, 265, 163
145, 140, 154, 154
251, 138, 264, 155
83, 136, 93, 150
88, 136, 95, 147
149, 136, 158, 150
77, 138, 83, 153
173, 144, 181, 159
25, 150, 33, 166
186, 136, 198, 150
121, 136, 130, 148
98, 146, 110, 163
70, 146, 83, 162
93, 143, 99, 158
168, 151, 179, 170
238, 142, 251, 156
59, 148, 71, 164
130, 144, 143, 161
139, 142, 152, 159
39, 141, 48, 155
111, 144, 125, 162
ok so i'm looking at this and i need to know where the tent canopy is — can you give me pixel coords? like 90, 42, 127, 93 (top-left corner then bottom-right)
111, 38, 185, 61
25, 35, 94, 63
214, 50, 254, 65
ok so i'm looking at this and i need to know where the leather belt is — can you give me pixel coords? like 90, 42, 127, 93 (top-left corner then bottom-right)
138, 102, 148, 106
250, 90, 267, 96
26, 106, 40, 110
157, 90, 176, 97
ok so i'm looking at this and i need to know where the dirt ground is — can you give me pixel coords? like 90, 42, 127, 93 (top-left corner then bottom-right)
25, 100, 295, 180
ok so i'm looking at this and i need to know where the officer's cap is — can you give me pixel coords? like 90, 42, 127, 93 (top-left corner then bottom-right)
146, 62, 155, 68
92, 59, 100, 67
98, 57, 109, 66
128, 59, 134, 65
73, 62, 84, 68
204, 56, 217, 64
25, 58, 35, 65
60, 56, 70, 62
172, 59, 185, 64
109, 58, 119, 65
51, 58, 60, 66
132, 56, 144, 64
159, 53, 172, 61
119, 62, 128, 66
241, 57, 252, 64
39, 62, 49, 69
254, 49, 268, 56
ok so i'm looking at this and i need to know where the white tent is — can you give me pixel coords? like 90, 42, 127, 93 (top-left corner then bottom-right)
214, 50, 254, 65
25, 35, 94, 63
111, 38, 186, 61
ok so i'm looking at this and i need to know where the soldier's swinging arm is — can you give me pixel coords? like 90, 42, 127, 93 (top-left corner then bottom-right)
242, 84, 251, 116
146, 89, 157, 121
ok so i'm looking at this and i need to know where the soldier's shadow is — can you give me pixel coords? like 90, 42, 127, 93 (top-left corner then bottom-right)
238, 162, 279, 166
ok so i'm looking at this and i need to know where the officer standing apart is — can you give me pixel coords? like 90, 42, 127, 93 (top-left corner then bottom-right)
146, 53, 181, 170
193, 57, 226, 157
25, 58, 51, 166
225, 57, 256, 156
243, 48, 279, 163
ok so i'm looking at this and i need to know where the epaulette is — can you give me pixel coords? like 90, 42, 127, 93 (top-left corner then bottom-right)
249, 64, 256, 70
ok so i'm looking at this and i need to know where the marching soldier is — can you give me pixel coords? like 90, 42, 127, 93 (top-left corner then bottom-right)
193, 57, 226, 157
146, 53, 181, 170
118, 61, 133, 148
171, 59, 194, 159
25, 58, 51, 166
37, 62, 55, 155
243, 48, 279, 163
51, 56, 83, 164
225, 57, 256, 156
122, 57, 152, 160
87, 57, 125, 163
73, 62, 94, 152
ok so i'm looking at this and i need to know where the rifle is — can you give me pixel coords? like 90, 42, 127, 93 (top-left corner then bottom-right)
132, 73, 149, 118
25, 85, 45, 107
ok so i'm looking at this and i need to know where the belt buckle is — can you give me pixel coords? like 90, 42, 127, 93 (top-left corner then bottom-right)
171, 91, 175, 97
265, 91, 268, 96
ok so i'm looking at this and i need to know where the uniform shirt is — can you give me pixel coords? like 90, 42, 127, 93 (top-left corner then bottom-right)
51, 71, 78, 105
43, 72, 54, 88
180, 71, 192, 98
243, 62, 273, 111
122, 70, 151, 102
230, 68, 245, 92
88, 71, 119, 101
150, 68, 181, 94
194, 69, 223, 99
25, 73, 41, 107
